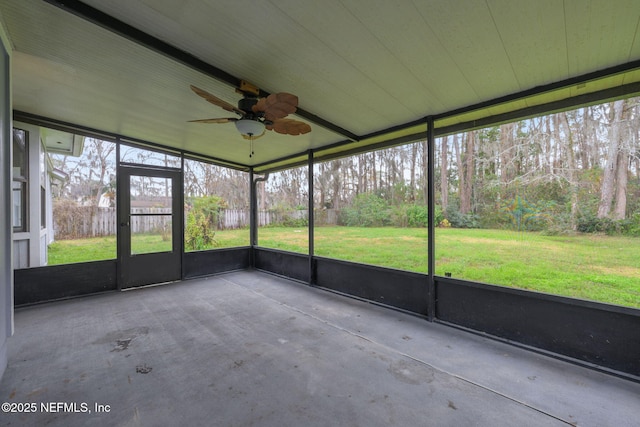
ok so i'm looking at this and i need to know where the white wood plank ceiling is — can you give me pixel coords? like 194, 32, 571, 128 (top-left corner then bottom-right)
1, 0, 639, 169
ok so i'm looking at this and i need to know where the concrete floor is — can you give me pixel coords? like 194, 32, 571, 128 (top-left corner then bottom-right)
0, 271, 638, 427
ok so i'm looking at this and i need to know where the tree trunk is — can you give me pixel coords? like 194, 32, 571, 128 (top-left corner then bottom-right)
331, 159, 341, 209
613, 99, 640, 219
421, 141, 428, 203
453, 134, 464, 212
258, 181, 266, 210
500, 122, 515, 184
317, 163, 326, 208
542, 115, 552, 175
440, 136, 449, 211
586, 106, 599, 170
578, 108, 590, 169
559, 112, 579, 230
410, 143, 417, 202
460, 131, 474, 214
358, 155, 365, 194
613, 150, 628, 220
598, 100, 625, 218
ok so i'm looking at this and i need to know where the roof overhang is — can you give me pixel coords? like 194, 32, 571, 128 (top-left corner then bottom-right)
41, 128, 85, 157
2, 0, 639, 171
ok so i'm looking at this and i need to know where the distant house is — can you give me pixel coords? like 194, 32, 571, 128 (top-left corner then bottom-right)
98, 191, 115, 208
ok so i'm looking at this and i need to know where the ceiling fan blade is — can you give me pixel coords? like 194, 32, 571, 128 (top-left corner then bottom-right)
253, 97, 267, 113
266, 118, 311, 135
190, 85, 245, 116
253, 92, 298, 120
188, 117, 238, 124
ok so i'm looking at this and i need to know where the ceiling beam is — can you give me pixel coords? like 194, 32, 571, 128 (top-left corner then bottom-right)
433, 60, 640, 123
434, 80, 640, 137
14, 110, 250, 171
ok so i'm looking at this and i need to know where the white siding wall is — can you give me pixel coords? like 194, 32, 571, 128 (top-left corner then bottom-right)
12, 122, 49, 268
12, 238, 28, 269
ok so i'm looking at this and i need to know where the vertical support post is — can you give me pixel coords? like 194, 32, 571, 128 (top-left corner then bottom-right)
115, 139, 122, 290
179, 153, 185, 280
308, 150, 315, 285
0, 38, 13, 378
249, 168, 256, 269
426, 116, 436, 321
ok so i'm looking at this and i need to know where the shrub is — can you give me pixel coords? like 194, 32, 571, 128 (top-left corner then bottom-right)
439, 218, 451, 228
627, 213, 640, 236
405, 204, 428, 227
342, 193, 391, 227
390, 204, 445, 228
187, 195, 227, 229
263, 204, 309, 227
52, 199, 98, 239
185, 211, 217, 251
281, 216, 309, 227
577, 214, 611, 234
539, 212, 575, 235
184, 195, 226, 250
576, 213, 640, 236
492, 195, 556, 232
446, 207, 480, 228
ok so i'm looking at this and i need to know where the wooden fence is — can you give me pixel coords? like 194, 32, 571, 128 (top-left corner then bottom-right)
53, 206, 336, 239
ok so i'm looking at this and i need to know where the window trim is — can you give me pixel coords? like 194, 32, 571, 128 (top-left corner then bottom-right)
12, 128, 28, 232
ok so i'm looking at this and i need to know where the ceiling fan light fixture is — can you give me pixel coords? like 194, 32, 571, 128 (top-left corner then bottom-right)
235, 119, 265, 137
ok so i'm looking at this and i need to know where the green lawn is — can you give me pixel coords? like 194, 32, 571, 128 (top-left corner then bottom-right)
48, 236, 117, 264
47, 226, 640, 308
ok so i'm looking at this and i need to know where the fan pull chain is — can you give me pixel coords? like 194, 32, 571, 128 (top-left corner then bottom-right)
249, 135, 255, 158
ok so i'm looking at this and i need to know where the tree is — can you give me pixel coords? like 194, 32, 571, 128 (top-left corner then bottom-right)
598, 100, 625, 218
459, 131, 475, 214
440, 136, 449, 211
558, 111, 579, 230
500, 122, 517, 184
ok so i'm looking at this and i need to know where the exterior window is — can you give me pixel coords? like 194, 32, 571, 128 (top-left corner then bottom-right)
434, 98, 640, 309
313, 143, 428, 272
48, 137, 117, 264
12, 128, 28, 232
183, 158, 250, 251
256, 165, 310, 255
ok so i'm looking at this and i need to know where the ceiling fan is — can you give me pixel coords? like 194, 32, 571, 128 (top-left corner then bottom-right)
189, 80, 311, 157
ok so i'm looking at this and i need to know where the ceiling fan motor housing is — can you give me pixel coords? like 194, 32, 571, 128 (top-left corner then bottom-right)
238, 97, 258, 114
